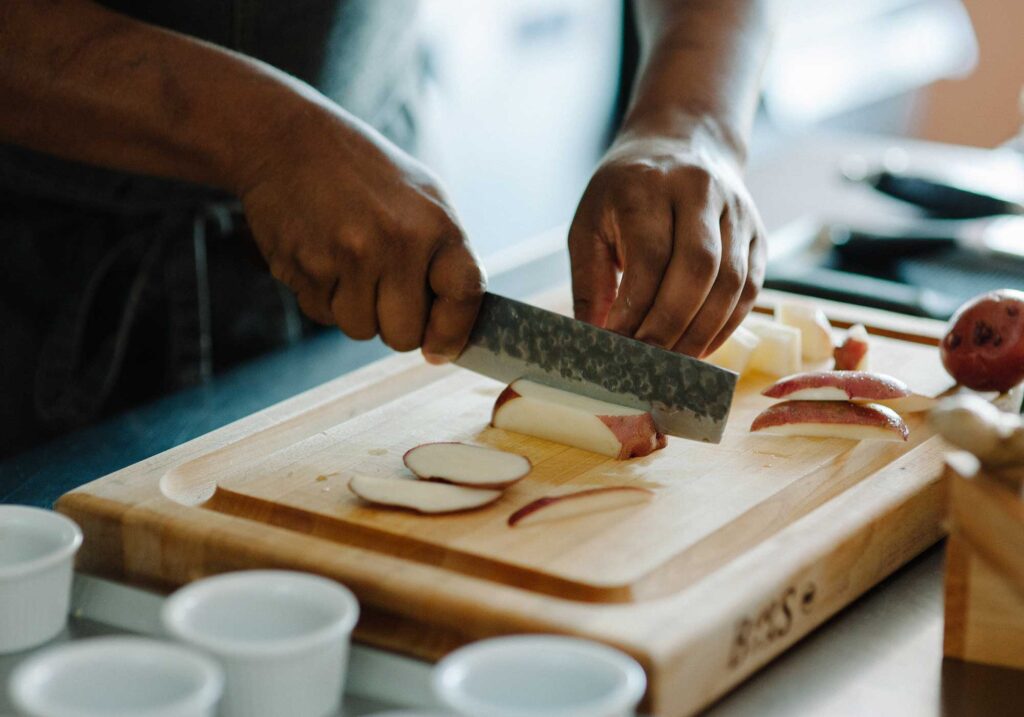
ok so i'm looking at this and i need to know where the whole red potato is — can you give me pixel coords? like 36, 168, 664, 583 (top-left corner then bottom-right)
940, 289, 1024, 392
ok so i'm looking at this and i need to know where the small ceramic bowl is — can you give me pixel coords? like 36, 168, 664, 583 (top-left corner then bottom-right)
0, 506, 82, 653
162, 570, 359, 717
434, 635, 646, 717
8, 636, 223, 717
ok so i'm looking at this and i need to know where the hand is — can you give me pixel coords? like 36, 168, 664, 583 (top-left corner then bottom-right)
237, 106, 485, 362
568, 131, 766, 357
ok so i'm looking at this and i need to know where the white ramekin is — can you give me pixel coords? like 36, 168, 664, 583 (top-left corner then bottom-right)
434, 635, 647, 717
0, 506, 83, 653
162, 570, 359, 717
8, 636, 223, 717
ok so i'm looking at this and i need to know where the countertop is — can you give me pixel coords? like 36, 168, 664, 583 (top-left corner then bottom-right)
3, 131, 1024, 715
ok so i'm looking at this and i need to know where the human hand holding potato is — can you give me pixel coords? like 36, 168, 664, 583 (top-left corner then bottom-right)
569, 130, 766, 358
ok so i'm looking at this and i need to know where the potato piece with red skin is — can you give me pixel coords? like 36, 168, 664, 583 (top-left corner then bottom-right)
762, 370, 910, 401
834, 324, 869, 371
402, 442, 531, 489
348, 475, 502, 514
751, 400, 909, 441
508, 486, 654, 527
940, 290, 1024, 392
492, 380, 666, 459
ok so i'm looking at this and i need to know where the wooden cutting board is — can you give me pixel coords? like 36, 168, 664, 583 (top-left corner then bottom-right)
57, 289, 953, 717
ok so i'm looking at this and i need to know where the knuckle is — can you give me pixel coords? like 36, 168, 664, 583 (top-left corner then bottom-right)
627, 161, 671, 188
741, 275, 762, 302
447, 261, 487, 302
686, 243, 719, 279
613, 180, 657, 213
677, 166, 714, 198
340, 233, 374, 264
294, 245, 332, 280
717, 261, 746, 294
606, 163, 668, 206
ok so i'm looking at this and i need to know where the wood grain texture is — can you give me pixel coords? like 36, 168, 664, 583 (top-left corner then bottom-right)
943, 458, 1024, 671
944, 534, 1024, 670
946, 456, 1024, 597
57, 291, 956, 717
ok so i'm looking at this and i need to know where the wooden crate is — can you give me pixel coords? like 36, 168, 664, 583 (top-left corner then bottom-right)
944, 454, 1024, 670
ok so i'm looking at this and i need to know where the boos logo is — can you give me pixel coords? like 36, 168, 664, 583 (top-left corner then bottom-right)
728, 581, 817, 669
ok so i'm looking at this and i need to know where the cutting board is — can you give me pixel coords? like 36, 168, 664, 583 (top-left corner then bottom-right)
57, 289, 953, 717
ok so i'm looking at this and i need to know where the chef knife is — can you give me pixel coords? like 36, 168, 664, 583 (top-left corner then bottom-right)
827, 217, 1024, 263
454, 293, 737, 443
855, 169, 1024, 219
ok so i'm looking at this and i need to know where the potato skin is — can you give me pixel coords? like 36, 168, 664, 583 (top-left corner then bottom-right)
940, 290, 1024, 392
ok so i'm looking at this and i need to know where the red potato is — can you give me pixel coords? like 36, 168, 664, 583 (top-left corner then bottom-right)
403, 442, 531, 489
348, 475, 502, 514
762, 370, 910, 402
750, 400, 909, 441
834, 324, 870, 371
492, 380, 667, 460
941, 290, 1024, 392
508, 486, 654, 527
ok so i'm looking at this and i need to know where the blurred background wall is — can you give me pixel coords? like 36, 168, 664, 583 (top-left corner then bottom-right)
916, 0, 1024, 146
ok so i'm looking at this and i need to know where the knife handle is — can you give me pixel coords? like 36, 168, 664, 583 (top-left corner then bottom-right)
866, 170, 1021, 219
764, 263, 960, 320
828, 226, 959, 263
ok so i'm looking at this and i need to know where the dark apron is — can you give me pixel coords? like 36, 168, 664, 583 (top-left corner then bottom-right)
0, 0, 420, 456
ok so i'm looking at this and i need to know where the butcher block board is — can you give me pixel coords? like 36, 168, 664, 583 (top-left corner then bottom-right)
57, 289, 953, 717
943, 453, 1024, 670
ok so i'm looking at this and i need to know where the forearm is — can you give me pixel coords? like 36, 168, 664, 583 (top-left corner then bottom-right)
0, 0, 327, 193
625, 0, 772, 163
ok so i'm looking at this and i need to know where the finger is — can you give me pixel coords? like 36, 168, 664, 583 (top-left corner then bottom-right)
569, 215, 618, 326
603, 203, 674, 336
673, 210, 749, 357
270, 255, 335, 326
377, 262, 430, 352
296, 286, 336, 326
633, 202, 722, 349
422, 237, 486, 363
331, 263, 379, 341
706, 230, 766, 354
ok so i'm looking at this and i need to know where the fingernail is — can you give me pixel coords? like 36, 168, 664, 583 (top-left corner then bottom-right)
423, 351, 451, 365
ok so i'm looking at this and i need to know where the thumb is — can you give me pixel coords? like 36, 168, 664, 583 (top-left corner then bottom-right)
568, 220, 617, 327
